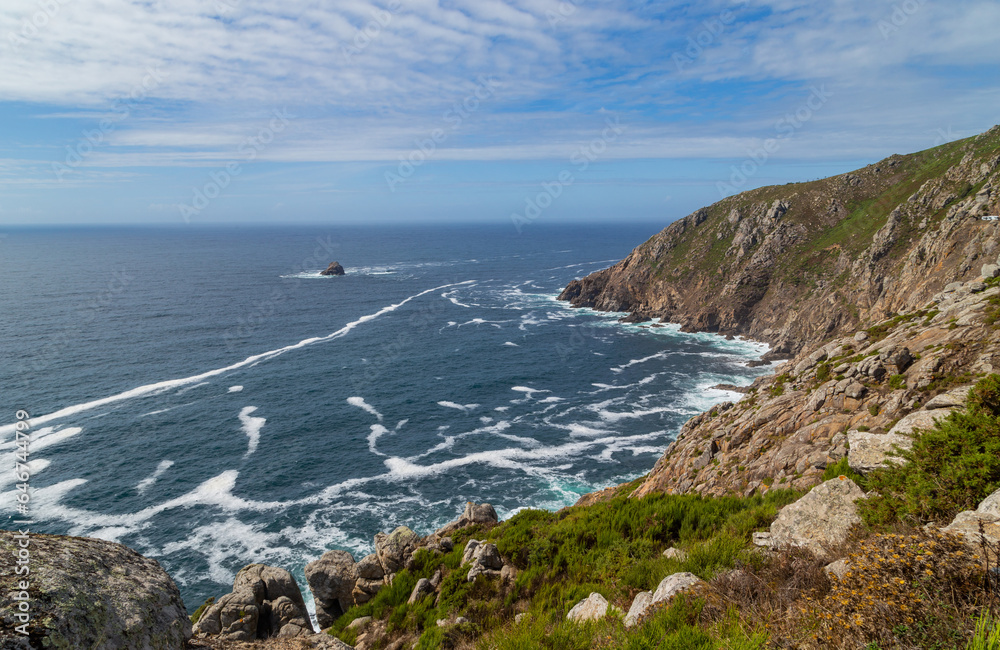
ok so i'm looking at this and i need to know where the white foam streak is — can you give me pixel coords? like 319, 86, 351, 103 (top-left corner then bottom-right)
0, 281, 474, 439
228, 385, 244, 393
437, 401, 479, 412
239, 407, 266, 456
136, 460, 175, 494
347, 397, 384, 422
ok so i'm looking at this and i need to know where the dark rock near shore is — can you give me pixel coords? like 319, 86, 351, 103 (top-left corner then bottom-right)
321, 261, 345, 276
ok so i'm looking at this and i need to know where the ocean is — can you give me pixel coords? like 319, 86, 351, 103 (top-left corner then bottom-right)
0, 223, 770, 614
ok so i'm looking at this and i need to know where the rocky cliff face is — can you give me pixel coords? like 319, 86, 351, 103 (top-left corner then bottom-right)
601, 267, 1000, 501
560, 126, 1000, 356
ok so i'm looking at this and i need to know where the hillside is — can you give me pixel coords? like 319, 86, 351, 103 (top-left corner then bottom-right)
559, 126, 1000, 358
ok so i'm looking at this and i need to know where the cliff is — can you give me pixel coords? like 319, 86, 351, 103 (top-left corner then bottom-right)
559, 125, 1000, 357
562, 124, 1000, 503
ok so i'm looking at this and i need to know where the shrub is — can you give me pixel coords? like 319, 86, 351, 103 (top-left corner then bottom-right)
803, 530, 989, 649
861, 374, 1000, 526
888, 374, 907, 390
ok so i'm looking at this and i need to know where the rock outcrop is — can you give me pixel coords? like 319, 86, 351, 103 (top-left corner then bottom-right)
306, 550, 361, 629
566, 593, 609, 622
321, 261, 345, 276
193, 563, 313, 641
435, 502, 498, 537
624, 572, 705, 628
0, 531, 191, 649
759, 477, 865, 558
304, 503, 498, 634
943, 486, 1000, 546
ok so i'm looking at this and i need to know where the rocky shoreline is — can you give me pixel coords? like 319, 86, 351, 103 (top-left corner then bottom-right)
4, 127, 1000, 649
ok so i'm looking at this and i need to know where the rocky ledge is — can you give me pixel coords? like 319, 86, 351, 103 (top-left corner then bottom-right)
0, 531, 191, 649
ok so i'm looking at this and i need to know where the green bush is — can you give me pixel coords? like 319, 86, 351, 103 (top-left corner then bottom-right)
861, 374, 1000, 526
888, 374, 907, 390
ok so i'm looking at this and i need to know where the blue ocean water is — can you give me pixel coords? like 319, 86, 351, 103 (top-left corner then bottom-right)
0, 223, 769, 614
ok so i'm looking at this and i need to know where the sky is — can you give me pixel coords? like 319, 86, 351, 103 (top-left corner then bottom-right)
0, 0, 998, 226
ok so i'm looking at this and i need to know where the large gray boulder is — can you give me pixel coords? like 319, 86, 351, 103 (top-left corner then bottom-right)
623, 572, 704, 628
768, 477, 866, 558
566, 593, 608, 622
943, 486, 1000, 546
888, 409, 952, 436
435, 502, 499, 536
374, 526, 420, 574
305, 550, 358, 629
652, 572, 703, 603
924, 386, 972, 410
847, 430, 912, 473
0, 531, 190, 649
193, 563, 313, 640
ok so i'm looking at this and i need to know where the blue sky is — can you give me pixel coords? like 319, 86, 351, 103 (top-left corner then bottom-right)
0, 0, 998, 225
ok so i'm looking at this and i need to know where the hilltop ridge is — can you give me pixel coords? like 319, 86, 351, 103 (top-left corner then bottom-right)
559, 125, 1000, 358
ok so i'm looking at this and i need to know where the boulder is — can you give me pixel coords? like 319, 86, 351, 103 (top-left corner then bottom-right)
661, 547, 688, 561
375, 526, 420, 574
942, 486, 1000, 546
305, 550, 358, 629
824, 558, 850, 581
195, 564, 314, 640
356, 553, 385, 580
566, 593, 609, 622
844, 382, 867, 399
847, 430, 913, 473
320, 261, 345, 276
924, 386, 972, 410
624, 573, 704, 627
888, 409, 952, 436
651, 572, 703, 604
768, 477, 866, 558
473, 542, 503, 570
982, 264, 1000, 279
0, 531, 191, 649
880, 346, 913, 372
624, 591, 653, 628
466, 542, 504, 582
978, 487, 1000, 518
461, 539, 481, 566
854, 331, 869, 343
435, 502, 499, 536
407, 578, 435, 604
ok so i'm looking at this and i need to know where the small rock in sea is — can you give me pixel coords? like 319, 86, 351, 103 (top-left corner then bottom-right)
321, 261, 345, 276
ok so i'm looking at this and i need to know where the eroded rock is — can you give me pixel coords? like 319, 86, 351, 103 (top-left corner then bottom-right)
768, 477, 865, 558
847, 430, 912, 473
0, 531, 191, 649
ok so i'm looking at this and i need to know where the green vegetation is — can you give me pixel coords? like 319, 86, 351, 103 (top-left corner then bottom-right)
190, 596, 214, 624
331, 375, 1000, 649
861, 375, 1000, 527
